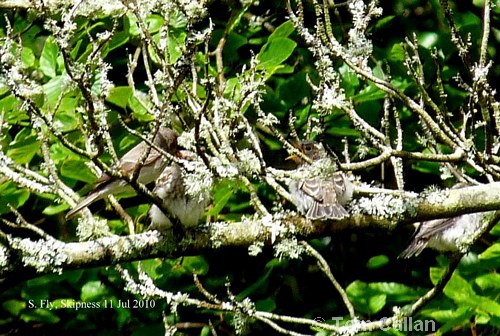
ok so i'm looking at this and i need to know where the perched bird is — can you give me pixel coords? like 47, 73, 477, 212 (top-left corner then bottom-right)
399, 212, 485, 258
148, 151, 210, 230
66, 127, 179, 219
287, 140, 353, 219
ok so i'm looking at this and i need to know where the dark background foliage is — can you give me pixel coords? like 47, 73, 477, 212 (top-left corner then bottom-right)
0, 0, 499, 335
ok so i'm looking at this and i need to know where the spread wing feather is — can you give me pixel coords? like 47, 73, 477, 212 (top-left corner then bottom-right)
299, 178, 348, 219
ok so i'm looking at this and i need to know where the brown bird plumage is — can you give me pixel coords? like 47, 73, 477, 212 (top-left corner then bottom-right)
148, 151, 210, 230
288, 140, 353, 220
66, 127, 178, 219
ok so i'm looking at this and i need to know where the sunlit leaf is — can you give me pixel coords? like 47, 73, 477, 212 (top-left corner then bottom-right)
81, 281, 108, 301
366, 255, 389, 269
40, 36, 59, 78
6, 129, 40, 164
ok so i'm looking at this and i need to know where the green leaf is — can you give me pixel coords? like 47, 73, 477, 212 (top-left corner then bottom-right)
224, 77, 242, 101
339, 64, 360, 95
60, 160, 97, 183
261, 136, 284, 151
81, 281, 108, 301
182, 256, 209, 275
268, 20, 295, 40
325, 127, 360, 138
0, 94, 28, 124
21, 308, 60, 324
432, 269, 500, 317
367, 282, 423, 303
418, 32, 439, 49
413, 161, 441, 175
255, 298, 276, 312
129, 95, 153, 121
106, 86, 133, 109
476, 312, 490, 324
346, 280, 387, 314
145, 14, 164, 33
106, 30, 129, 53
43, 203, 70, 215
475, 273, 500, 290
40, 36, 59, 78
51, 298, 75, 309
6, 128, 40, 164
43, 75, 67, 109
125, 13, 140, 36
479, 243, 500, 261
490, 222, 500, 236
2, 299, 26, 316
222, 31, 247, 64
276, 71, 309, 108
54, 99, 79, 131
368, 294, 387, 314
443, 272, 478, 303
21, 47, 36, 68
296, 104, 311, 125
388, 44, 405, 62
374, 15, 395, 30
434, 307, 474, 335
50, 142, 80, 164
207, 182, 235, 217
168, 10, 187, 28
139, 259, 164, 279
165, 31, 187, 64
366, 255, 389, 269
353, 83, 386, 103
257, 37, 296, 76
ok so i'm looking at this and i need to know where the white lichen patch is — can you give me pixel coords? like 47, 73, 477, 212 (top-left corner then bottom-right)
10, 238, 68, 274
76, 217, 111, 240
274, 237, 305, 261
259, 213, 286, 244
349, 193, 418, 221
248, 241, 264, 256
420, 185, 448, 205
182, 157, 213, 203
0, 246, 9, 268
236, 149, 261, 176
209, 221, 231, 248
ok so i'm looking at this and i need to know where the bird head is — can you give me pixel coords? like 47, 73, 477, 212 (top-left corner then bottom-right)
155, 127, 179, 154
286, 140, 326, 165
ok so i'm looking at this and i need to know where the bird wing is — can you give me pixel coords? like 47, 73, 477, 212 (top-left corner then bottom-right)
332, 172, 347, 194
299, 178, 348, 219
120, 142, 161, 168
399, 217, 458, 258
93, 141, 163, 184
399, 240, 428, 259
299, 179, 327, 203
414, 217, 458, 239
94, 172, 112, 186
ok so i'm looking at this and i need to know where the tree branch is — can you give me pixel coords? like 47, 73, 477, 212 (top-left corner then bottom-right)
1, 183, 498, 289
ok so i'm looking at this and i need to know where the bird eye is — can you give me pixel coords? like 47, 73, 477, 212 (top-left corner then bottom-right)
303, 144, 312, 151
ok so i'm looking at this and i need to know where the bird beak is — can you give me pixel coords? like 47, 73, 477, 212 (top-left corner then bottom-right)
286, 154, 301, 163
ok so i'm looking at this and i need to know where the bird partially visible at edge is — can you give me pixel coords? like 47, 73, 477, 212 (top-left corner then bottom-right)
399, 183, 488, 258
65, 127, 179, 220
399, 212, 485, 258
287, 140, 353, 220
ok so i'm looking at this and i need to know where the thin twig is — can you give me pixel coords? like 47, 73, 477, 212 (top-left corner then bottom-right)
300, 241, 355, 318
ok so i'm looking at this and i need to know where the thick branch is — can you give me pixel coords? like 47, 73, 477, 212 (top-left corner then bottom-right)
1, 183, 499, 288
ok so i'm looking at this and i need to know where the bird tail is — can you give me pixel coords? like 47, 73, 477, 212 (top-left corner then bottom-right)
398, 240, 427, 259
307, 202, 348, 220
65, 191, 104, 220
